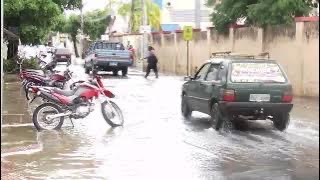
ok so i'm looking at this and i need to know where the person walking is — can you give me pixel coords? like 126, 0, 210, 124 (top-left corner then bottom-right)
144, 46, 159, 78
128, 45, 136, 66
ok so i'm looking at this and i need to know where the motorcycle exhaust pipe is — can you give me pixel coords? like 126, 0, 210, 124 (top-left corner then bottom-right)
46, 111, 72, 120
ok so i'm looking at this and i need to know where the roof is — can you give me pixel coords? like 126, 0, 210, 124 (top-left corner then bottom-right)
4, 28, 19, 40
161, 24, 181, 32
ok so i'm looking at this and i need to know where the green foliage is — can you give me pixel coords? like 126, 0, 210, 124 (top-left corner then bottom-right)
83, 9, 111, 40
52, 0, 82, 10
4, 0, 81, 44
61, 9, 111, 40
4, 58, 40, 73
247, 0, 313, 27
4, 59, 18, 73
118, 0, 161, 32
207, 0, 318, 32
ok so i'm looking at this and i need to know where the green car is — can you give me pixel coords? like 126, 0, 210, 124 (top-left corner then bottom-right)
181, 53, 293, 131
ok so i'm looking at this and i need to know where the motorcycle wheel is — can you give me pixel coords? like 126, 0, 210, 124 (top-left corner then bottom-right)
24, 82, 34, 100
101, 101, 124, 127
32, 103, 64, 131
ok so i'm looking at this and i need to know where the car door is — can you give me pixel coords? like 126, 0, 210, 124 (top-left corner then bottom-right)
197, 64, 223, 114
187, 63, 211, 111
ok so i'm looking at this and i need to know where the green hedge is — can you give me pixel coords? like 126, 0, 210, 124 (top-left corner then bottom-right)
4, 58, 40, 74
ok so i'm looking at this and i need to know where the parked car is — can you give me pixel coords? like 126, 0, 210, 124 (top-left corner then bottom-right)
53, 48, 72, 64
83, 41, 133, 76
181, 52, 293, 131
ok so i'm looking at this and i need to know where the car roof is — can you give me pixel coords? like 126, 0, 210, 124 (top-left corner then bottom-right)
94, 41, 121, 44
207, 57, 277, 64
207, 52, 278, 64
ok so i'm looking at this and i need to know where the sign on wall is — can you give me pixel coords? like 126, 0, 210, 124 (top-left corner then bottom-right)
183, 26, 193, 41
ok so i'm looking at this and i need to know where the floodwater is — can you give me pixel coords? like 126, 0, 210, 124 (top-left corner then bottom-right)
1, 63, 319, 180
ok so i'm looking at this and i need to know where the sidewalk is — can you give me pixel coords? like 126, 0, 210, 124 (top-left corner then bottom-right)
2, 75, 34, 125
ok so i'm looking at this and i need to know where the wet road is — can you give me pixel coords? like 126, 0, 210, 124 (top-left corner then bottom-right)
1, 63, 319, 180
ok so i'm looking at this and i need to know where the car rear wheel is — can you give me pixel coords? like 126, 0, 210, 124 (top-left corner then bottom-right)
122, 67, 128, 76
112, 70, 118, 76
85, 68, 90, 74
211, 103, 233, 131
273, 113, 290, 131
181, 94, 192, 119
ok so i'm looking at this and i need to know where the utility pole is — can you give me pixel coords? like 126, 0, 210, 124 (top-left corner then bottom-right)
130, 0, 135, 33
80, 1, 84, 35
141, 0, 148, 64
1, 0, 3, 135
80, 0, 84, 59
195, 0, 201, 29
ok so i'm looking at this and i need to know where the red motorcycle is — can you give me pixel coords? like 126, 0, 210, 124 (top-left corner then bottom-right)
29, 75, 124, 130
21, 68, 74, 100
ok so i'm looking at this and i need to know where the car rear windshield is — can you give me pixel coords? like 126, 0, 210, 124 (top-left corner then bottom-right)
55, 49, 71, 55
230, 62, 287, 83
94, 42, 125, 50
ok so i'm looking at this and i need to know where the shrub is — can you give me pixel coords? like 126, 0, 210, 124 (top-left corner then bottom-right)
4, 59, 18, 73
22, 58, 40, 70
4, 58, 40, 74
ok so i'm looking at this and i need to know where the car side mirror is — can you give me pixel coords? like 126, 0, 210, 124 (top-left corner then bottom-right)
184, 76, 192, 81
211, 80, 222, 85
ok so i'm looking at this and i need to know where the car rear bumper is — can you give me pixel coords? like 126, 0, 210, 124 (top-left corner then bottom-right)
55, 58, 71, 62
87, 60, 133, 68
219, 101, 293, 115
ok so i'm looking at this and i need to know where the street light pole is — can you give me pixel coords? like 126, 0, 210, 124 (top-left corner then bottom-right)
80, 0, 84, 59
80, 0, 84, 35
142, 0, 148, 69
1, 0, 3, 135
195, 0, 201, 29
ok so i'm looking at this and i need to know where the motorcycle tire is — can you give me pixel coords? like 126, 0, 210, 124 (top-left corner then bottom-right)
101, 101, 124, 127
32, 103, 65, 131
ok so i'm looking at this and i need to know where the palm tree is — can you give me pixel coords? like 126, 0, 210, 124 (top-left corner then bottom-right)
118, 0, 161, 33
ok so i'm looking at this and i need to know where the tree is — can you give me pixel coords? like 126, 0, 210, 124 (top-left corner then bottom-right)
60, 14, 81, 57
118, 0, 161, 33
83, 9, 111, 40
60, 9, 111, 57
52, 0, 82, 10
4, 0, 81, 44
207, 0, 318, 32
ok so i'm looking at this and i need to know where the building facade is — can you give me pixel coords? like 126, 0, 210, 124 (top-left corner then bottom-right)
154, 0, 213, 31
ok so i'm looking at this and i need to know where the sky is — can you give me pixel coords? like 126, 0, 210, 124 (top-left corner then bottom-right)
64, 0, 129, 16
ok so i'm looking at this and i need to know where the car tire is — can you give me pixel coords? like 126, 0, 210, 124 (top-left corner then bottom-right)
112, 70, 118, 76
273, 113, 290, 131
85, 68, 90, 74
181, 94, 192, 119
122, 67, 128, 76
211, 103, 233, 131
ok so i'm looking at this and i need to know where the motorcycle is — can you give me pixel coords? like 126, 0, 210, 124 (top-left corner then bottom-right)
21, 67, 73, 100
28, 74, 124, 130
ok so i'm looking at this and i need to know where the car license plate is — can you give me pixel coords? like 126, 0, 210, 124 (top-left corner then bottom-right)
249, 94, 270, 102
61, 56, 66, 58
110, 62, 118, 66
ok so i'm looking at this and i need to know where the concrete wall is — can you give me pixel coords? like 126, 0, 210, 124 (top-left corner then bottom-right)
112, 19, 319, 97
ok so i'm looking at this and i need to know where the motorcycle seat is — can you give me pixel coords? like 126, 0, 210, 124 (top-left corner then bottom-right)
53, 88, 75, 97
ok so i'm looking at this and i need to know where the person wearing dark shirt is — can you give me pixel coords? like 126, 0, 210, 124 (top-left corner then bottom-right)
144, 46, 159, 78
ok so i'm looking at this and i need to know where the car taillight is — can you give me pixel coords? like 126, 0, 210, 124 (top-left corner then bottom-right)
282, 91, 293, 103
222, 89, 235, 102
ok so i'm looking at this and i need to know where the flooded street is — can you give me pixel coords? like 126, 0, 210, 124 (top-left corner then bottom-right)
1, 64, 319, 180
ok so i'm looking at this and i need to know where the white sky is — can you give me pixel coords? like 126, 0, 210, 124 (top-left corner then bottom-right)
64, 0, 130, 33
64, 0, 129, 16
